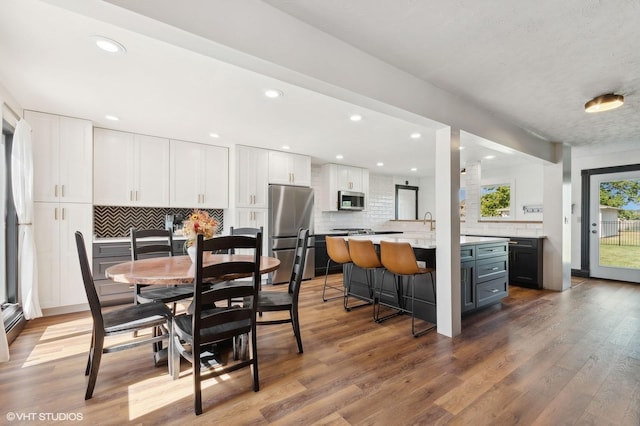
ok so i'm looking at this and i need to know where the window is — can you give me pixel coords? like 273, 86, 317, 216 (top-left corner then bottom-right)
481, 183, 512, 218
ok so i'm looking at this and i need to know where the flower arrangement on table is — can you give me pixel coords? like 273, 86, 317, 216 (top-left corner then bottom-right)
182, 210, 219, 249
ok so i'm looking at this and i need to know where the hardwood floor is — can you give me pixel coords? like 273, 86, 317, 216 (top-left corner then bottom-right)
1, 275, 639, 425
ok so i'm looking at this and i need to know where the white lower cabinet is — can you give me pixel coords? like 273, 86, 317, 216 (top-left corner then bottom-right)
34, 202, 93, 309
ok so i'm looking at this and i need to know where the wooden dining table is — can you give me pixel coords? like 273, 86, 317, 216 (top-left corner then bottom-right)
104, 253, 281, 285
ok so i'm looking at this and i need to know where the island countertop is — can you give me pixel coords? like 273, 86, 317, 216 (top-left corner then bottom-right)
341, 233, 508, 249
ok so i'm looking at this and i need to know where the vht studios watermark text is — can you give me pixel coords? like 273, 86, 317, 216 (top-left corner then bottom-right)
6, 412, 84, 422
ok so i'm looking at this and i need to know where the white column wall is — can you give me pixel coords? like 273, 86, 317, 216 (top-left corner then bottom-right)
435, 127, 461, 337
543, 143, 571, 291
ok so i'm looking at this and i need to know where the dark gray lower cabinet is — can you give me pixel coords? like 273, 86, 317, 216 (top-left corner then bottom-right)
509, 237, 543, 289
93, 239, 185, 305
462, 241, 509, 314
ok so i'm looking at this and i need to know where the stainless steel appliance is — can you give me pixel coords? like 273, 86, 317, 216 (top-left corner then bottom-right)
268, 185, 315, 284
338, 190, 365, 211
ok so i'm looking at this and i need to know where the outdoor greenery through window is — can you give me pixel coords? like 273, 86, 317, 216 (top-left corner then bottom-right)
481, 184, 511, 218
598, 179, 640, 269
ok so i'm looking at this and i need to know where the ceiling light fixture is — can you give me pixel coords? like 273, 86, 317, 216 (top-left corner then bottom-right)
410, 167, 417, 172
91, 36, 126, 54
105, 115, 119, 121
484, 155, 495, 160
376, 162, 384, 166
282, 145, 290, 150
584, 93, 624, 113
410, 132, 421, 139
336, 154, 344, 159
209, 132, 220, 138
349, 114, 363, 122
264, 89, 283, 98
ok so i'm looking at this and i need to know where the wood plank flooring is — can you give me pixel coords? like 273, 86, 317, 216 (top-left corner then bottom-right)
1, 275, 639, 425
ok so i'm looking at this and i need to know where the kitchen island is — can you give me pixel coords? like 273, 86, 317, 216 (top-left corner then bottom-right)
341, 234, 509, 324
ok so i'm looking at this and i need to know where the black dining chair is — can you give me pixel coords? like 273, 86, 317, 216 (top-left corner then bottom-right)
252, 228, 309, 353
130, 228, 193, 310
170, 232, 262, 415
75, 231, 172, 400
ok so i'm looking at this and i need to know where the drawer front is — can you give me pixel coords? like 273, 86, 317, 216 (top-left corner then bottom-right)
476, 243, 508, 259
477, 276, 508, 308
476, 257, 508, 283
93, 242, 131, 258
460, 246, 475, 262
93, 256, 131, 280
509, 237, 537, 249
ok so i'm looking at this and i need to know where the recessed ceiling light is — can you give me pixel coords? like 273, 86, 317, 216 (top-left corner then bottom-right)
459, 146, 465, 150
484, 155, 495, 160
105, 115, 119, 121
264, 89, 283, 98
410, 132, 421, 139
349, 114, 363, 122
282, 145, 290, 150
376, 162, 384, 167
336, 154, 344, 159
584, 93, 624, 113
91, 36, 126, 54
209, 132, 220, 138
410, 167, 417, 172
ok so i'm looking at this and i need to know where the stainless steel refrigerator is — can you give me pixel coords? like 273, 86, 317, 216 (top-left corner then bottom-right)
268, 184, 315, 284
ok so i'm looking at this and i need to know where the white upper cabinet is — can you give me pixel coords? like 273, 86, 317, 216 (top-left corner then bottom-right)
337, 165, 366, 192
27, 111, 92, 203
93, 128, 169, 207
236, 145, 268, 208
321, 163, 369, 211
170, 140, 229, 209
268, 150, 311, 187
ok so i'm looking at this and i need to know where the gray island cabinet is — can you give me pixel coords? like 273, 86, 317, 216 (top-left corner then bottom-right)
342, 235, 509, 323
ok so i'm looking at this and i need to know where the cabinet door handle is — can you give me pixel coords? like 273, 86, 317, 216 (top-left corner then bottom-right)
490, 288, 499, 293
54, 184, 58, 197
62, 207, 65, 220
491, 267, 500, 271
135, 190, 139, 201
54, 207, 58, 220
61, 185, 65, 197
130, 190, 133, 201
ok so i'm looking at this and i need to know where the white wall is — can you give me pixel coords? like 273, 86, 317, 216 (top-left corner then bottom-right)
481, 163, 544, 221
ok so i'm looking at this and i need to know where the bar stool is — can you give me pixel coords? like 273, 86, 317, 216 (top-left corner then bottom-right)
322, 236, 352, 302
347, 239, 383, 315
378, 240, 436, 337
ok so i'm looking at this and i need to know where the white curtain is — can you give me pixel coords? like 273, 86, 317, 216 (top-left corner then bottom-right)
0, 124, 8, 361
12, 119, 41, 320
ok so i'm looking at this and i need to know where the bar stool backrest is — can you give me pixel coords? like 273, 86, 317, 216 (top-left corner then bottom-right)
326, 236, 352, 264
380, 240, 420, 275
348, 239, 382, 269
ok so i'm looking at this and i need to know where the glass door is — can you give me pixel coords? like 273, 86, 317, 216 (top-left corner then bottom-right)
589, 170, 640, 282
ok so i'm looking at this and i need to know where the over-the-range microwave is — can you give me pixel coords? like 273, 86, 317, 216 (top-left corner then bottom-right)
338, 190, 365, 211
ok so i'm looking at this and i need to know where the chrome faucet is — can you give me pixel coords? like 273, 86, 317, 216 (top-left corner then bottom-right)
423, 211, 434, 231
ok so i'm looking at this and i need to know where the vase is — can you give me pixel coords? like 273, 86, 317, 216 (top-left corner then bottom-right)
187, 245, 197, 263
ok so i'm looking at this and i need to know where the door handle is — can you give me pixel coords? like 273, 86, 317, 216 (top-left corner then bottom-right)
591, 230, 597, 234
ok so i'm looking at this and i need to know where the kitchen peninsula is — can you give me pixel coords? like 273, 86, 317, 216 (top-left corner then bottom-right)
341, 234, 510, 324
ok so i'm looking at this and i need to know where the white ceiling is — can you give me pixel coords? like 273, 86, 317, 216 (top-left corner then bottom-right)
1, 0, 638, 177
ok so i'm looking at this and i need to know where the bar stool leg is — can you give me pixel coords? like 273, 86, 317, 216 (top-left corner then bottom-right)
374, 270, 402, 323
323, 259, 346, 302
344, 265, 373, 311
